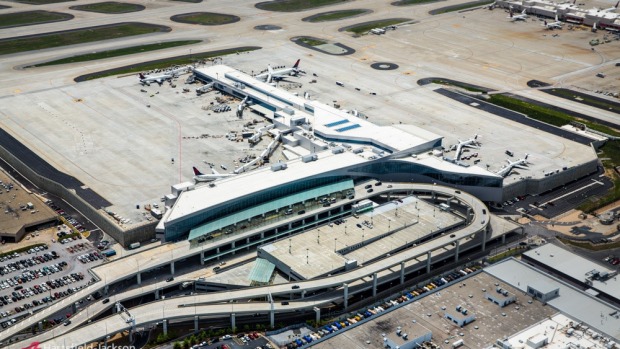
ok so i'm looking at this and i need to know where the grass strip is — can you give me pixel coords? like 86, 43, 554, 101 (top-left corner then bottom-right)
431, 78, 488, 93
299, 37, 327, 46
557, 236, 620, 251
256, 0, 347, 12
76, 46, 260, 81
393, 0, 440, 5
29, 40, 201, 67
13, 0, 74, 4
488, 94, 620, 137
0, 22, 168, 56
0, 10, 73, 28
430, 0, 494, 14
345, 18, 409, 34
171, 12, 239, 25
69, 2, 144, 14
547, 88, 620, 115
305, 9, 367, 22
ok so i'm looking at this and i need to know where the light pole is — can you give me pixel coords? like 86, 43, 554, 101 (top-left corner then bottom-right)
334, 238, 337, 252
306, 248, 309, 264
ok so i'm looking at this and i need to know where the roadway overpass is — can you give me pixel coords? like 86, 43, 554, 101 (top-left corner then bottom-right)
3, 183, 520, 348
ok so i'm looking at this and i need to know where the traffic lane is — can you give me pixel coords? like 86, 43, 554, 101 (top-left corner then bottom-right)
434, 88, 593, 145
505, 172, 611, 218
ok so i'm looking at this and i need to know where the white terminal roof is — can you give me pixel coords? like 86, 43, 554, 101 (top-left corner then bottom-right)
406, 153, 502, 178
194, 65, 442, 154
309, 101, 440, 154
166, 151, 366, 223
486, 259, 620, 340
523, 243, 620, 301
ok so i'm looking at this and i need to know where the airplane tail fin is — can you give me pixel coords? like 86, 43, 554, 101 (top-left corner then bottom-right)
192, 166, 203, 176
524, 154, 529, 160
293, 59, 300, 69
267, 65, 274, 83
555, 14, 558, 22
544, 20, 548, 26
616, 0, 619, 8
522, 9, 526, 14
139, 73, 145, 80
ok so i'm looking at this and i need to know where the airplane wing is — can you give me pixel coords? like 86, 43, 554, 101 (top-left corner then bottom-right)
513, 164, 528, 170
211, 168, 220, 175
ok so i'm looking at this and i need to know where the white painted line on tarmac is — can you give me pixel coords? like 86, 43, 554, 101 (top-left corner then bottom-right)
543, 180, 604, 205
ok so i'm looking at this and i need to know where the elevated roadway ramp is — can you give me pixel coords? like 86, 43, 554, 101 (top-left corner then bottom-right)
3, 183, 512, 347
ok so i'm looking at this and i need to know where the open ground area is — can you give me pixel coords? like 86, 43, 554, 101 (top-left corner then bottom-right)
1, 0, 620, 345
1, 0, 617, 232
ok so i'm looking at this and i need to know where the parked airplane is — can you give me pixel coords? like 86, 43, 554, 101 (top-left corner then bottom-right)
196, 82, 214, 95
543, 15, 563, 29
496, 154, 529, 177
139, 66, 192, 86
255, 60, 303, 83
192, 166, 236, 182
450, 134, 480, 161
508, 9, 528, 21
600, 1, 619, 12
138, 72, 172, 86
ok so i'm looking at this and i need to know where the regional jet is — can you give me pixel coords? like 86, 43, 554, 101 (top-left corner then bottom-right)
496, 154, 530, 177
255, 60, 303, 83
508, 9, 528, 21
600, 1, 619, 12
138, 72, 173, 86
192, 166, 236, 182
450, 134, 480, 161
543, 15, 563, 29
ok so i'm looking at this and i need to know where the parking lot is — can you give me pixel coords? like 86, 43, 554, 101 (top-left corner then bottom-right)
0, 227, 104, 329
195, 332, 272, 349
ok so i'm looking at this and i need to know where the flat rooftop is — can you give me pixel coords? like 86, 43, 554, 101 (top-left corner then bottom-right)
0, 170, 57, 237
196, 65, 443, 154
486, 258, 620, 340
167, 150, 366, 223
523, 243, 620, 301
313, 271, 558, 349
504, 313, 617, 349
259, 195, 463, 279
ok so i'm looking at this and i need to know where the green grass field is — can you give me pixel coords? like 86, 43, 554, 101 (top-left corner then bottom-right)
78, 47, 260, 81
548, 88, 620, 115
0, 10, 73, 28
558, 236, 620, 251
69, 2, 144, 14
345, 19, 409, 34
171, 12, 239, 25
29, 40, 201, 67
298, 37, 327, 46
430, 0, 494, 14
13, 0, 74, 4
393, 0, 439, 5
256, 0, 347, 12
0, 23, 168, 56
306, 9, 367, 22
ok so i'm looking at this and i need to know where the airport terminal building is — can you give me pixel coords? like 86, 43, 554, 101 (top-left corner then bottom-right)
157, 66, 508, 241
154, 65, 599, 241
